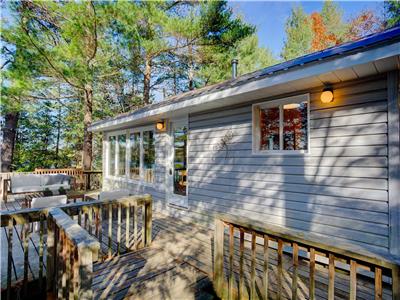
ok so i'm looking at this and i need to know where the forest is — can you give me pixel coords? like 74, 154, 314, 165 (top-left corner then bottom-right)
1, 0, 399, 172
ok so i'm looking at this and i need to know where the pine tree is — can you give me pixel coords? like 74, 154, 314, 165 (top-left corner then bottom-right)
281, 6, 313, 61
320, 1, 348, 46
384, 1, 400, 27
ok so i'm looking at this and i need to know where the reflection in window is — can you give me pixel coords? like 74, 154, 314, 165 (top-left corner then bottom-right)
118, 134, 126, 176
109, 136, 116, 176
283, 102, 308, 150
130, 132, 140, 179
143, 131, 155, 183
173, 126, 187, 196
260, 107, 280, 150
257, 98, 308, 152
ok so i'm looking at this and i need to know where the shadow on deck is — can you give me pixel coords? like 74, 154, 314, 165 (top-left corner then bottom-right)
1, 195, 398, 300
92, 213, 217, 300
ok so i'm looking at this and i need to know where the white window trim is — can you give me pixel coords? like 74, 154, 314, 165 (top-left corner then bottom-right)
252, 93, 310, 155
106, 125, 156, 186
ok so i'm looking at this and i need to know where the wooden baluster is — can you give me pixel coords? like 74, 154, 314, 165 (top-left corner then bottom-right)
145, 200, 152, 246
7, 218, 13, 300
263, 235, 269, 300
374, 267, 383, 300
46, 218, 56, 294
251, 231, 256, 300
78, 208, 82, 226
392, 266, 400, 300
88, 206, 93, 234
292, 243, 299, 300
58, 230, 64, 299
328, 254, 335, 300
228, 225, 234, 300
239, 229, 245, 300
65, 238, 71, 299
349, 260, 357, 300
133, 204, 138, 249
23, 217, 29, 298
84, 207, 88, 231
94, 206, 100, 237
69, 243, 74, 299
108, 203, 112, 257
309, 248, 316, 300
38, 214, 44, 292
214, 219, 225, 299
72, 247, 79, 299
277, 239, 283, 300
62, 230, 68, 298
125, 204, 130, 250
98, 206, 103, 245
117, 204, 121, 254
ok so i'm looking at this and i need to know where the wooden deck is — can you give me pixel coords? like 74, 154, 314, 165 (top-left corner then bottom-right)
1, 195, 395, 300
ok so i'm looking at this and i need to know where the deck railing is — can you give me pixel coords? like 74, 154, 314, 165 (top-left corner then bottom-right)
214, 214, 400, 300
0, 194, 152, 300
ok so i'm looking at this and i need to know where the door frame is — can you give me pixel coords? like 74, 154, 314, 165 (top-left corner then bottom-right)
166, 116, 189, 208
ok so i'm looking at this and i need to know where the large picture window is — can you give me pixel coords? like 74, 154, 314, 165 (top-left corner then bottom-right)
107, 127, 155, 184
253, 94, 309, 154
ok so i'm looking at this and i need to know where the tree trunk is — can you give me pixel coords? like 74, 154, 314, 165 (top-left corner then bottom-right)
82, 85, 93, 171
1, 112, 19, 172
188, 43, 194, 90
143, 56, 152, 105
55, 105, 61, 167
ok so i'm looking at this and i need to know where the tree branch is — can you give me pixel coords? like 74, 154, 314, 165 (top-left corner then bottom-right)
21, 20, 84, 91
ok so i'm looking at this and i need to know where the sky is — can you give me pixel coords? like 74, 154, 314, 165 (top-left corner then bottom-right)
228, 1, 385, 57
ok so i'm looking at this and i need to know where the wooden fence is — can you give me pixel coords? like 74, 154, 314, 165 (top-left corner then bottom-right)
0, 194, 152, 300
1, 168, 102, 201
214, 214, 400, 300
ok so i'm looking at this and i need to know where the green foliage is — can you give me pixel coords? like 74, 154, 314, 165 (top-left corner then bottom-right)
320, 0, 348, 45
384, 0, 400, 27
281, 6, 313, 61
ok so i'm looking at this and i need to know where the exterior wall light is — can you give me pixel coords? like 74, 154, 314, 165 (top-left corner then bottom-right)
156, 120, 166, 131
321, 88, 334, 103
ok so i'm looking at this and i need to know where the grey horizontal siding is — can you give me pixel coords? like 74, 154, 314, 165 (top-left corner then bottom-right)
187, 75, 389, 252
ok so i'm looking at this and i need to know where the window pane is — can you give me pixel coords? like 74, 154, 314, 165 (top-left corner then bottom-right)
109, 136, 116, 176
143, 131, 155, 183
283, 102, 308, 150
118, 134, 126, 176
129, 132, 140, 179
173, 126, 187, 196
260, 107, 280, 150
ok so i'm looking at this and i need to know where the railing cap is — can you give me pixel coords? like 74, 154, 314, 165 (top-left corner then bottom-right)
216, 214, 400, 270
48, 207, 100, 252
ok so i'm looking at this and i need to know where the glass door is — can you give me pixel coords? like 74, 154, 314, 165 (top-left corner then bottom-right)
166, 119, 188, 207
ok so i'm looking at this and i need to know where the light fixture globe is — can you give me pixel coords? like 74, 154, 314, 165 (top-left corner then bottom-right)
156, 121, 165, 130
321, 89, 334, 103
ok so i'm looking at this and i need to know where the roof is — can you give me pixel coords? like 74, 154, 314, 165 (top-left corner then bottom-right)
90, 25, 400, 131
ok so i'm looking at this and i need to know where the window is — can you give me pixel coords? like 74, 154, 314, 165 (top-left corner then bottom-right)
253, 94, 309, 153
143, 131, 155, 183
109, 136, 116, 176
173, 125, 187, 196
129, 132, 140, 179
107, 127, 155, 184
118, 134, 126, 176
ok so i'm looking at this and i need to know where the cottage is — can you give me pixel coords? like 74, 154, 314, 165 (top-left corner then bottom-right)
89, 26, 400, 258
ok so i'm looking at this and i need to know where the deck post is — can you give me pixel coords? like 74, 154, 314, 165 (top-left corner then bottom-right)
46, 217, 56, 294
214, 218, 225, 299
78, 247, 94, 300
144, 195, 152, 246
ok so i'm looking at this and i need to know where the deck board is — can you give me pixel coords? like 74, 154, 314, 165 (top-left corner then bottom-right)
1, 196, 393, 299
